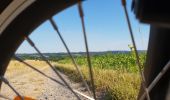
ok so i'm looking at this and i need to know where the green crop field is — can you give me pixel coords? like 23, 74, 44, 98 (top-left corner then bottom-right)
58, 52, 146, 73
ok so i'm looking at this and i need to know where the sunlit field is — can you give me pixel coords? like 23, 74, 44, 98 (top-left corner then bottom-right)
9, 52, 145, 100
5, 60, 48, 78
53, 52, 144, 100
54, 63, 140, 100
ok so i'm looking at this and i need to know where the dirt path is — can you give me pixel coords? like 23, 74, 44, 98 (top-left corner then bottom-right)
1, 60, 88, 100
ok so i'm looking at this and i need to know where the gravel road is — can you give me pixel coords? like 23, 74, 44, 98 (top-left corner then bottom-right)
0, 61, 89, 100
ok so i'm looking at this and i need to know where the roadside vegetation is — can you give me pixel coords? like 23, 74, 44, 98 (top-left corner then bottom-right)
16, 51, 146, 100
54, 63, 140, 100
53, 52, 145, 100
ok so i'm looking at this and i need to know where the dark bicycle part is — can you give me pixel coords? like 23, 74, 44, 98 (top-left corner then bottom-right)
133, 0, 170, 27
138, 26, 170, 100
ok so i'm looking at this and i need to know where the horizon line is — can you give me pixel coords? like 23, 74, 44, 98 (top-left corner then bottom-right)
16, 50, 147, 54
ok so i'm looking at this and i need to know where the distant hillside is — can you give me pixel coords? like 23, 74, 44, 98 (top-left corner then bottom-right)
15, 50, 146, 60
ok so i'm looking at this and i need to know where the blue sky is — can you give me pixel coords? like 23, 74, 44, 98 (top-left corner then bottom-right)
16, 0, 150, 53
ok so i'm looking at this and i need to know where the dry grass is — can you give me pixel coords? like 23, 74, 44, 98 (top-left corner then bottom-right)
53, 63, 141, 100
2, 60, 50, 99
4, 60, 140, 100
6, 60, 48, 78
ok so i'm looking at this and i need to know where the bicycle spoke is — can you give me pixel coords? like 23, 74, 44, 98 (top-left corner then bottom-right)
121, 0, 150, 100
49, 18, 92, 96
139, 59, 170, 100
25, 37, 81, 100
0, 76, 23, 100
78, 2, 96, 100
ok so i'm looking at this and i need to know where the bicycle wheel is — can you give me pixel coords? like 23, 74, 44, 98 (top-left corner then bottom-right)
0, 0, 170, 100
0, 0, 79, 86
